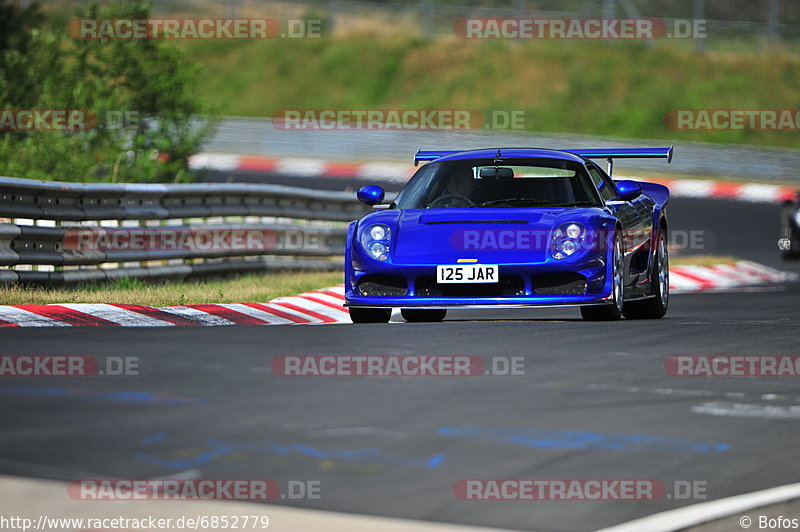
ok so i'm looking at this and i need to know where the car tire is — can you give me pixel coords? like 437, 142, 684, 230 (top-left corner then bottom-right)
623, 228, 669, 320
349, 307, 392, 324
401, 309, 447, 323
580, 231, 624, 321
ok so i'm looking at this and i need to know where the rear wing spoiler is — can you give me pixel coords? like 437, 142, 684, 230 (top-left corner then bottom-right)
565, 146, 672, 176
413, 146, 673, 176
414, 150, 459, 166
564, 146, 673, 163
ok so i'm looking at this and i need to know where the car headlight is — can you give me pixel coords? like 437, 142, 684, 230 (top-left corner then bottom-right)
361, 224, 391, 261
566, 223, 582, 239
552, 222, 585, 259
793, 208, 800, 228
369, 225, 387, 241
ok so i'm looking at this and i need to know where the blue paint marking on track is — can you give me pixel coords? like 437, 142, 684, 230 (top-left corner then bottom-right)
437, 426, 729, 453
0, 386, 207, 406
136, 445, 234, 470
135, 433, 447, 471
426, 453, 448, 467
139, 432, 168, 445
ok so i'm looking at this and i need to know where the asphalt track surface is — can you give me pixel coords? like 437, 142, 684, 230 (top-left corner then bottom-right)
1, 196, 799, 531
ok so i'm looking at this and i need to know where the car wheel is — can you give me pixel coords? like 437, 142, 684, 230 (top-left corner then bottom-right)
623, 228, 669, 319
401, 309, 447, 323
349, 307, 391, 324
580, 232, 624, 321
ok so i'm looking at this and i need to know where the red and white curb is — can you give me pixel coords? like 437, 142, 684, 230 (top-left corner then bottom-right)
632, 176, 797, 203
0, 261, 795, 327
670, 260, 798, 292
0, 287, 350, 327
189, 153, 412, 183
189, 152, 798, 203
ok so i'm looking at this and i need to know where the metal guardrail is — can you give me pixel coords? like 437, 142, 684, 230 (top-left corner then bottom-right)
0, 176, 368, 285
0, 176, 365, 221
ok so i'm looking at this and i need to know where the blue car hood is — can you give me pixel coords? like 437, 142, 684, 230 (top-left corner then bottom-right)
388, 208, 604, 264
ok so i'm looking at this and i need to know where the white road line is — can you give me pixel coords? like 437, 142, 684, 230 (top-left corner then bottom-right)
691, 401, 800, 420
599, 481, 800, 532
586, 383, 754, 400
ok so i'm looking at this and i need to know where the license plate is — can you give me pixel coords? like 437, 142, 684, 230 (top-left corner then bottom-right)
436, 264, 499, 284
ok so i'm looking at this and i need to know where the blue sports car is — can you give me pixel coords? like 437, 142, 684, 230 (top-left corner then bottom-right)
345, 147, 672, 323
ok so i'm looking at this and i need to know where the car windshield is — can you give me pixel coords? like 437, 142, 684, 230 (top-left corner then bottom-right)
393, 158, 601, 209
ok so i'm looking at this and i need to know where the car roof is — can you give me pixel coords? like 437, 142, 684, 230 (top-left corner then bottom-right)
430, 148, 587, 165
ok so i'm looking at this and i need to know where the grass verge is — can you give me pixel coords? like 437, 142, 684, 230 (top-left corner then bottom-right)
180, 37, 800, 150
0, 271, 344, 307
670, 255, 739, 266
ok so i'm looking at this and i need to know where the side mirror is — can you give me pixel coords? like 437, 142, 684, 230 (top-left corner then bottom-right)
615, 180, 643, 202
357, 184, 386, 206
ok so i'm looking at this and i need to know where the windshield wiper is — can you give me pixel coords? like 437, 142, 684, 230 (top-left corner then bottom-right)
471, 199, 600, 208
471, 198, 549, 208
546, 201, 599, 208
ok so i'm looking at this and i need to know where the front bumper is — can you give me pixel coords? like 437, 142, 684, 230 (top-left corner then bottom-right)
345, 296, 613, 309
345, 259, 614, 309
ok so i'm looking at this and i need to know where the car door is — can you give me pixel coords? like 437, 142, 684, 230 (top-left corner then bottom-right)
587, 163, 641, 284
630, 189, 655, 256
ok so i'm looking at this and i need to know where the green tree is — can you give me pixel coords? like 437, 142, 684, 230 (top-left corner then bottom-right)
0, 0, 215, 182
